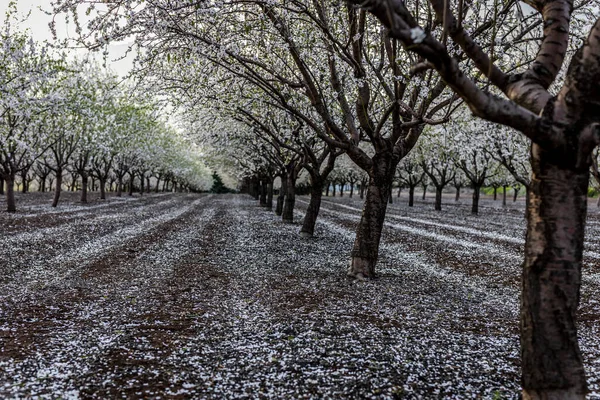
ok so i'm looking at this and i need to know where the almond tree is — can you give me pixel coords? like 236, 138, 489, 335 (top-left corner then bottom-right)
347, 0, 600, 396
0, 26, 62, 211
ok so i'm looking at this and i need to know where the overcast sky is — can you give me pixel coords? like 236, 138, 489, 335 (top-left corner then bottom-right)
1, 0, 134, 77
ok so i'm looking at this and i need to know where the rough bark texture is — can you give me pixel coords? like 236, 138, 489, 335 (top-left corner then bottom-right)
521, 144, 588, 399
503, 186, 508, 207
300, 184, 323, 237
348, 154, 396, 280
5, 176, 16, 212
0, 178, 4, 195
348, 176, 391, 280
52, 172, 62, 208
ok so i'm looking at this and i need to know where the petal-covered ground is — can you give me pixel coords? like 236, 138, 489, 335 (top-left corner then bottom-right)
1, 192, 599, 399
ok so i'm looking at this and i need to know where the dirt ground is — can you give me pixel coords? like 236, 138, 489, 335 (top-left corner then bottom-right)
0, 191, 599, 399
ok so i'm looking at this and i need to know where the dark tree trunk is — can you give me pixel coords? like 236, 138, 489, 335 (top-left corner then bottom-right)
0, 177, 4, 195
521, 145, 588, 398
266, 180, 274, 209
472, 185, 481, 214
408, 186, 415, 207
52, 172, 62, 208
5, 175, 16, 212
434, 187, 442, 211
259, 180, 267, 206
350, 184, 355, 198
128, 174, 134, 196
252, 178, 260, 200
493, 187, 498, 200
455, 186, 461, 201
300, 180, 323, 237
422, 185, 427, 200
388, 185, 393, 204
282, 173, 296, 223
276, 177, 286, 216
139, 173, 145, 195
359, 184, 365, 199
80, 174, 88, 203
99, 178, 106, 200
39, 177, 45, 192
332, 184, 336, 197
155, 178, 161, 193
397, 186, 401, 198
146, 177, 151, 193
503, 185, 508, 207
117, 176, 123, 197
513, 187, 520, 202
90, 177, 95, 192
325, 183, 330, 197
348, 170, 393, 280
340, 183, 345, 197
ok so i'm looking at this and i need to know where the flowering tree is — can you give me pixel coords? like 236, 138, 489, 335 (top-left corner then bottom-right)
347, 0, 600, 396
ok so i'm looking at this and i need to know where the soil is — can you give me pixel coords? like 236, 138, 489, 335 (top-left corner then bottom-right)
1, 191, 599, 399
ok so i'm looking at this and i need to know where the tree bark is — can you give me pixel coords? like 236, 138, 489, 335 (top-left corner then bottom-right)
276, 177, 286, 216
503, 185, 508, 207
455, 186, 461, 201
422, 185, 427, 200
80, 174, 88, 203
266, 180, 274, 209
325, 183, 330, 197
513, 187, 520, 202
5, 175, 16, 212
434, 187, 442, 211
117, 176, 123, 197
300, 181, 323, 237
259, 180, 267, 206
493, 187, 498, 201
99, 178, 106, 200
128, 173, 134, 196
0, 177, 4, 195
348, 173, 392, 280
388, 185, 393, 204
472, 185, 481, 214
52, 171, 62, 208
521, 144, 588, 399
408, 186, 415, 207
397, 186, 401, 198
282, 173, 296, 223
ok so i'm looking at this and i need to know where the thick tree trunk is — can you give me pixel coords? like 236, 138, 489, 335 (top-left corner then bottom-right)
0, 177, 4, 195
52, 172, 62, 208
99, 178, 106, 200
300, 181, 323, 237
434, 187, 442, 211
388, 185, 393, 204
455, 186, 461, 201
493, 187, 498, 200
513, 187, 520, 202
146, 177, 151, 193
350, 184, 355, 198
422, 185, 427, 200
348, 173, 392, 280
155, 178, 161, 193
521, 145, 588, 399
472, 185, 481, 215
325, 183, 330, 197
80, 174, 88, 203
5, 175, 16, 212
503, 185, 508, 207
359, 184, 365, 199
276, 178, 286, 216
282, 174, 296, 223
332, 184, 336, 197
408, 186, 415, 207
252, 179, 260, 200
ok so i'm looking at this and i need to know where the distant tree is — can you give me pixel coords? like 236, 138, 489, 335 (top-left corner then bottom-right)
210, 171, 229, 194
